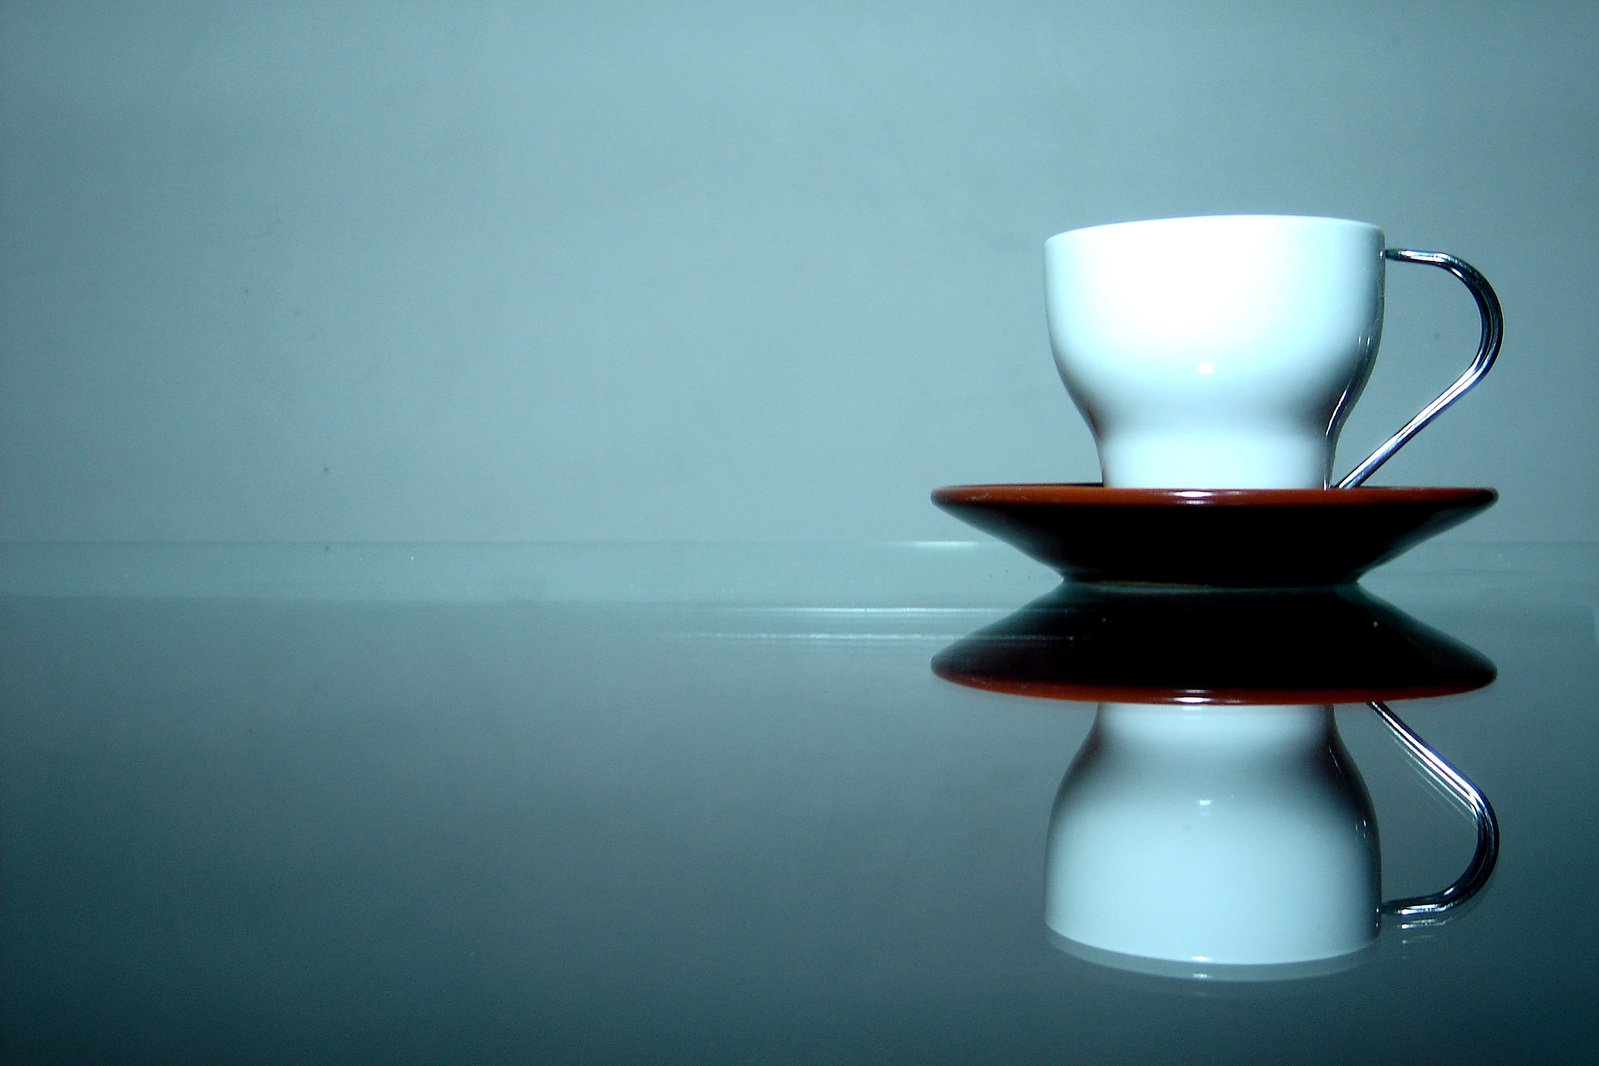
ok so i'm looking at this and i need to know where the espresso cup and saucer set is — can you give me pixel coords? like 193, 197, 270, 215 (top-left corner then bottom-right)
933, 214, 1505, 587
931, 215, 1506, 980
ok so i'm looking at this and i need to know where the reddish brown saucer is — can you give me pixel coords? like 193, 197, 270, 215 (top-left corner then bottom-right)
931, 484, 1497, 587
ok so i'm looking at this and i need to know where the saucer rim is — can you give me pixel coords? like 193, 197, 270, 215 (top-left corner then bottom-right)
932, 483, 1499, 507
928, 668, 1490, 706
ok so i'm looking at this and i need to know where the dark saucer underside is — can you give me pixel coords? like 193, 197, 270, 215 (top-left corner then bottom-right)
931, 484, 1498, 588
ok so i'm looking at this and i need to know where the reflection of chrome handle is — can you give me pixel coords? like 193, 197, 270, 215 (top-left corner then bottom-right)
1369, 700, 1500, 923
1337, 250, 1505, 488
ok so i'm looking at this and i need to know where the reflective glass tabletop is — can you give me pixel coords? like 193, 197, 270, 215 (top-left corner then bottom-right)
3, 543, 1596, 1064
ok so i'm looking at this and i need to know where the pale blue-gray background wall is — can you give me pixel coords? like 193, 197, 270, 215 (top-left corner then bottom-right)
3, 1, 1595, 544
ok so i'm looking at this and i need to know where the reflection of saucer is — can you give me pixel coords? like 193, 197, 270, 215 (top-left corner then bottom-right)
931, 583, 1496, 704
931, 484, 1496, 587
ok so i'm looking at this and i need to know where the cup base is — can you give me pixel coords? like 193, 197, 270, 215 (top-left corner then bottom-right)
1096, 433, 1333, 490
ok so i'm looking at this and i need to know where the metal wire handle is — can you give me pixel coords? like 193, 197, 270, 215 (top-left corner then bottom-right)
1337, 250, 1505, 488
1368, 700, 1501, 923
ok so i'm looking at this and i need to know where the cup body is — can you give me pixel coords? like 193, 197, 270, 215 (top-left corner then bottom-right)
1045, 215, 1385, 488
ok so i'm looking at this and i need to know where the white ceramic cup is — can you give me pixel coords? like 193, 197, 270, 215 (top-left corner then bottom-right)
1044, 215, 1502, 489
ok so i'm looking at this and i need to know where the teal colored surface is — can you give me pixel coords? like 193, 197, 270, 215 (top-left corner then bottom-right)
3, 543, 1596, 1062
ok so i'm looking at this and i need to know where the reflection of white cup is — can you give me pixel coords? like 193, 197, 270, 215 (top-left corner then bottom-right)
1043, 700, 1499, 981
1044, 215, 1501, 489
1045, 703, 1381, 977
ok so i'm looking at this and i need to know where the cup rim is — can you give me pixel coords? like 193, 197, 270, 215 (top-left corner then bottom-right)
1045, 214, 1381, 248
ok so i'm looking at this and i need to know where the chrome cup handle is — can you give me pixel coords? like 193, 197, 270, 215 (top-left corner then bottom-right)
1368, 700, 1501, 926
1337, 250, 1505, 488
